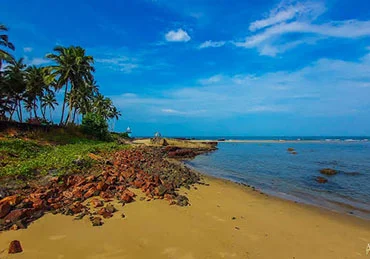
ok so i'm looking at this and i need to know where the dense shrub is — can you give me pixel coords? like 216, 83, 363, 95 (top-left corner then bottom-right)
81, 113, 111, 141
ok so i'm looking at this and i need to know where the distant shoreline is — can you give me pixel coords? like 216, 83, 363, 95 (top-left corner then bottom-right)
190, 139, 369, 143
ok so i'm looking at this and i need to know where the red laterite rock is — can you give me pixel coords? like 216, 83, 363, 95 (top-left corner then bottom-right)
8, 240, 23, 254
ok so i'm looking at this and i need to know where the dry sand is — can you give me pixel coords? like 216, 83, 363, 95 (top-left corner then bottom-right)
0, 176, 369, 259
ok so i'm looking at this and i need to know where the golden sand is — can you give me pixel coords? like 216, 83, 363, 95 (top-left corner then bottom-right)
0, 176, 369, 259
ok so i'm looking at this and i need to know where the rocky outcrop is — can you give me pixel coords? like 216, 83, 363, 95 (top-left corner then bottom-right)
0, 146, 203, 231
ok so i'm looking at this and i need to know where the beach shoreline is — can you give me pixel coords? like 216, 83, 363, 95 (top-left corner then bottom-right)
0, 170, 369, 258
0, 141, 369, 258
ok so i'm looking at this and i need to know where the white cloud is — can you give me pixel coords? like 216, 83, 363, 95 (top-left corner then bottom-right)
199, 74, 223, 85
23, 47, 33, 53
234, 0, 370, 56
165, 29, 191, 42
249, 1, 325, 31
24, 57, 50, 66
161, 108, 183, 114
95, 55, 141, 74
199, 40, 226, 49
111, 50, 370, 119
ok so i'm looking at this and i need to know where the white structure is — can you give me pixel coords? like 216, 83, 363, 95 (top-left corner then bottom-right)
126, 126, 132, 137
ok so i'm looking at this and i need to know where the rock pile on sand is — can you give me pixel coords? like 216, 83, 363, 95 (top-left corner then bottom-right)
0, 146, 203, 231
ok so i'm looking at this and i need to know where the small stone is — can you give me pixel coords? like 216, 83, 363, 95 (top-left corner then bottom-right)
91, 217, 103, 227
8, 240, 23, 254
232, 217, 236, 220
315, 176, 328, 184
105, 204, 116, 213
121, 213, 125, 218
91, 198, 104, 208
10, 224, 18, 231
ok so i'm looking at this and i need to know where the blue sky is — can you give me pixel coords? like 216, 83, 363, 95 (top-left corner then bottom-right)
2, 0, 370, 136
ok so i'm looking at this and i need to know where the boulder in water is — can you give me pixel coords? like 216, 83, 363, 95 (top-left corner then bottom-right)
320, 168, 337, 175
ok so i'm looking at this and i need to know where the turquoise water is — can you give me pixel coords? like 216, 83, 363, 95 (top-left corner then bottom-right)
186, 141, 370, 219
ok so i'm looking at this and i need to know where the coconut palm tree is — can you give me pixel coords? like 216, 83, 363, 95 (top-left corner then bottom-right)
0, 24, 15, 71
25, 66, 47, 119
2, 58, 27, 121
41, 92, 58, 122
46, 46, 94, 125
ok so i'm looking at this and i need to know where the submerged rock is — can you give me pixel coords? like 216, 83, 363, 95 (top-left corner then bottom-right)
320, 168, 338, 175
315, 176, 328, 184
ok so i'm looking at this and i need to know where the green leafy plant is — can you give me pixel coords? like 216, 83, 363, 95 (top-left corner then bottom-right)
81, 112, 111, 141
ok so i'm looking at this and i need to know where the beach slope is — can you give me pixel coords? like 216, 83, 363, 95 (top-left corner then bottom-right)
0, 175, 369, 259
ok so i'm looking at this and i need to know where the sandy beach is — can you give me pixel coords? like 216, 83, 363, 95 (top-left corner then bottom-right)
0, 174, 369, 259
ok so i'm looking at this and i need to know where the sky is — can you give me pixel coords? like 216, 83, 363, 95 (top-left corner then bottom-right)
2, 0, 370, 136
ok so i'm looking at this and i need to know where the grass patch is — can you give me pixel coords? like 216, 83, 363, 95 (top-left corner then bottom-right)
0, 139, 127, 177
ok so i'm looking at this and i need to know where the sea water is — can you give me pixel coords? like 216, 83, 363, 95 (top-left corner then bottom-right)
186, 139, 370, 219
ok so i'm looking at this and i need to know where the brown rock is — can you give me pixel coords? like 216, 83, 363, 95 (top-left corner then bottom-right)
0, 200, 11, 218
8, 240, 22, 254
96, 181, 108, 191
316, 176, 328, 184
164, 194, 173, 201
32, 198, 44, 210
0, 195, 21, 206
133, 179, 145, 188
62, 191, 73, 199
10, 224, 19, 231
320, 168, 337, 175
4, 209, 31, 222
84, 187, 97, 199
91, 216, 103, 226
120, 193, 133, 203
91, 198, 104, 208
105, 204, 116, 213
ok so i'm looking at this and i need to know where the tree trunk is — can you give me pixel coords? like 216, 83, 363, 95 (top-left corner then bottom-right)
72, 108, 78, 124
42, 107, 47, 120
40, 99, 46, 120
33, 99, 38, 119
18, 100, 23, 123
66, 89, 74, 124
9, 103, 16, 121
60, 81, 68, 125
49, 107, 53, 122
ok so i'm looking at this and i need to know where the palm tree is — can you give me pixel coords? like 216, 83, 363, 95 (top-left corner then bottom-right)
25, 66, 47, 119
0, 24, 15, 71
41, 92, 58, 122
46, 46, 94, 125
46, 46, 74, 125
2, 58, 27, 121
65, 46, 95, 124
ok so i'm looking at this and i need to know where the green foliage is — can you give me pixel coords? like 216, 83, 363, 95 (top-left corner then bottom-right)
117, 132, 130, 139
0, 139, 126, 177
1, 25, 121, 126
81, 112, 111, 141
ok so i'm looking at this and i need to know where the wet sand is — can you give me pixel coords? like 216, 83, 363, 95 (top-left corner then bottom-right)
0, 176, 369, 259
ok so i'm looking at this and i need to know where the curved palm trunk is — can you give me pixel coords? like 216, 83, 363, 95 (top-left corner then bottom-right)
40, 100, 46, 120
49, 107, 53, 122
18, 100, 23, 122
33, 99, 38, 119
72, 108, 78, 124
59, 81, 68, 125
